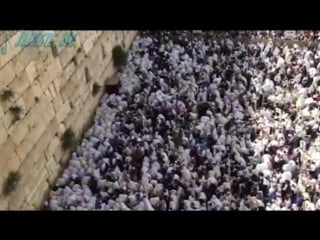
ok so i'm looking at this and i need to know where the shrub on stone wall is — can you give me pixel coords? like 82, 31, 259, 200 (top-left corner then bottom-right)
1, 89, 14, 102
61, 128, 79, 150
9, 106, 23, 122
4, 171, 21, 196
92, 82, 101, 96
112, 45, 128, 67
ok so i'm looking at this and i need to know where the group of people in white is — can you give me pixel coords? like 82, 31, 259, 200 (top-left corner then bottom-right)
46, 31, 320, 210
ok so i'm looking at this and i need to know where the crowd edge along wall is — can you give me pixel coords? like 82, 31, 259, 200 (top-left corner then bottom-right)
0, 30, 138, 210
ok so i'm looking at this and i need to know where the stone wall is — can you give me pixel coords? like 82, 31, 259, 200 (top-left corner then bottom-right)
0, 30, 138, 210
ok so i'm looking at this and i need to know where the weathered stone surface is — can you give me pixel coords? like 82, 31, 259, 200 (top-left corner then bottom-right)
53, 77, 60, 94
45, 137, 60, 160
0, 139, 20, 177
55, 101, 71, 123
16, 122, 46, 161
45, 155, 60, 185
59, 46, 77, 68
31, 80, 43, 98
0, 197, 9, 210
35, 54, 54, 75
83, 38, 93, 55
0, 62, 16, 92
52, 94, 63, 113
11, 52, 36, 77
22, 86, 36, 111
9, 75, 30, 99
0, 121, 7, 146
0, 104, 4, 119
60, 61, 76, 89
49, 83, 57, 99
8, 119, 29, 145
25, 61, 38, 84
73, 48, 85, 66
2, 110, 16, 130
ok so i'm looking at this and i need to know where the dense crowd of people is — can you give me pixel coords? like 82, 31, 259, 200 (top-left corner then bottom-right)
46, 31, 320, 210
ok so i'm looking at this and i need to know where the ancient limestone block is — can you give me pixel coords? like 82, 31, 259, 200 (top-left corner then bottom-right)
49, 83, 57, 99
0, 121, 7, 146
22, 156, 46, 196
16, 125, 45, 161
45, 155, 60, 185
0, 197, 9, 210
44, 89, 52, 102
11, 51, 36, 77
87, 57, 104, 80
60, 80, 77, 103
53, 144, 64, 164
59, 123, 65, 135
25, 168, 48, 206
74, 34, 81, 49
78, 31, 89, 44
35, 54, 54, 76
83, 38, 93, 55
80, 88, 91, 105
24, 61, 38, 84
69, 83, 86, 108
47, 58, 62, 82
59, 61, 76, 89
38, 70, 51, 93
59, 47, 76, 68
53, 77, 60, 94
0, 61, 16, 92
19, 144, 42, 176
28, 177, 49, 209
73, 48, 85, 66
45, 137, 60, 160
55, 101, 71, 123
38, 59, 61, 93
23, 96, 48, 129
52, 94, 63, 113
9, 75, 30, 96
41, 101, 55, 125
35, 118, 59, 154
0, 139, 20, 177
62, 106, 79, 128
16, 138, 34, 161
27, 121, 47, 145
31, 80, 43, 98
8, 190, 25, 210
0, 103, 4, 119
22, 86, 36, 111
8, 119, 29, 145
2, 109, 16, 130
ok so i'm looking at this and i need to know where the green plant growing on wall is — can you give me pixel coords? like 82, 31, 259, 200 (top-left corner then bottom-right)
9, 106, 23, 122
3, 171, 21, 196
92, 82, 101, 96
112, 45, 128, 67
1, 89, 14, 102
61, 127, 79, 151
